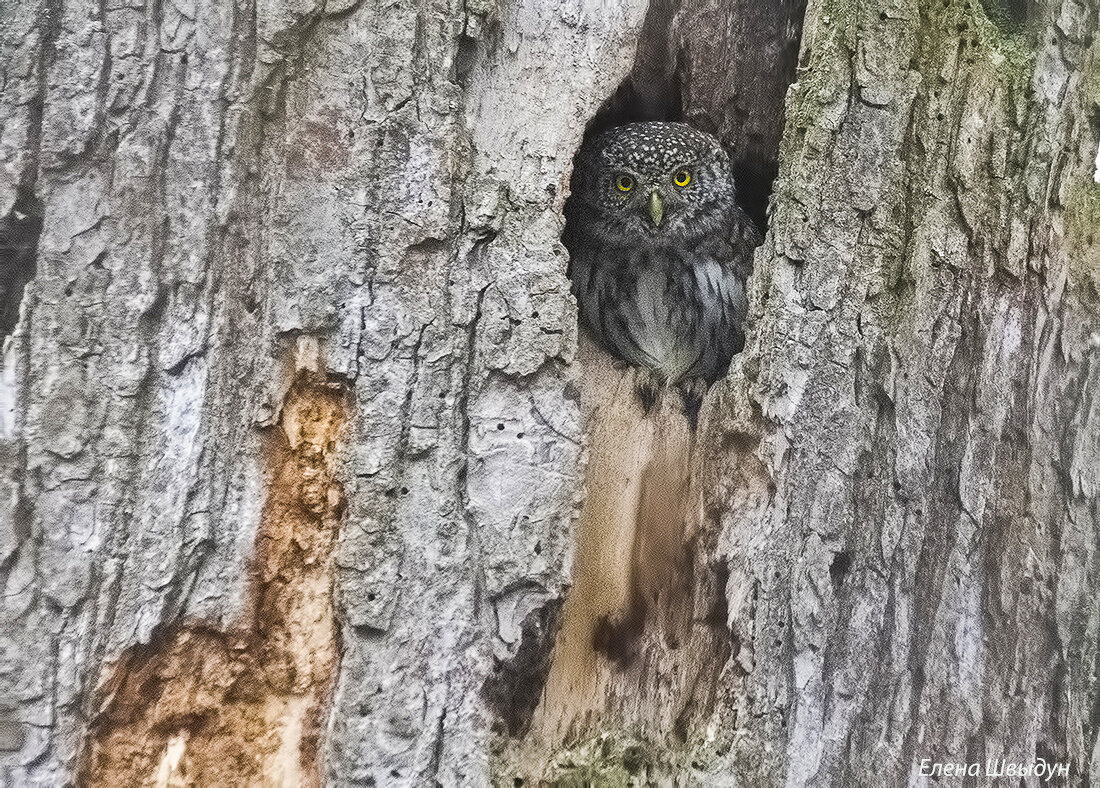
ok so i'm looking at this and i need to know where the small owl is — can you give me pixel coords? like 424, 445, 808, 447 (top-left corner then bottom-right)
564, 122, 760, 423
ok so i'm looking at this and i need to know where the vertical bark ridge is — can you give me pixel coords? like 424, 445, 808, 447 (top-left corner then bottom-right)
710, 0, 1100, 782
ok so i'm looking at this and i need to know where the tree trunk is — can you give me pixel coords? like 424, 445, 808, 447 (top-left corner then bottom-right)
1, 0, 1097, 785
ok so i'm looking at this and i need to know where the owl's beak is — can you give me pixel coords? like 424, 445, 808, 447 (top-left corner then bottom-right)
648, 190, 664, 227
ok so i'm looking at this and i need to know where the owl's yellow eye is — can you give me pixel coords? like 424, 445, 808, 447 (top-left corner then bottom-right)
673, 169, 692, 187
615, 174, 634, 192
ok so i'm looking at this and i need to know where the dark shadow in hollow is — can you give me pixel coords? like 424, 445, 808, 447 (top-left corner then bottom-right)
480, 598, 564, 737
978, 0, 1034, 32
0, 188, 44, 339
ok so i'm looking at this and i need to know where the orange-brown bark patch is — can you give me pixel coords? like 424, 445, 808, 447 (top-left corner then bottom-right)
80, 374, 350, 788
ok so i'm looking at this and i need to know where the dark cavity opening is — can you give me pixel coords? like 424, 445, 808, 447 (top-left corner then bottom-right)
573, 0, 807, 234
978, 0, 1033, 32
481, 597, 563, 738
0, 189, 44, 339
829, 550, 853, 586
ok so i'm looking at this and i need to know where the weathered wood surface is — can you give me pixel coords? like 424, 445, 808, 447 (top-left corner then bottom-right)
0, 0, 1097, 784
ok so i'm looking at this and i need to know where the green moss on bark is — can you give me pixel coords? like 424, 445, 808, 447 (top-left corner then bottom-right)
542, 731, 660, 786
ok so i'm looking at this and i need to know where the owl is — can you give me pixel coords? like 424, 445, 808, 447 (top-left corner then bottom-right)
564, 121, 760, 424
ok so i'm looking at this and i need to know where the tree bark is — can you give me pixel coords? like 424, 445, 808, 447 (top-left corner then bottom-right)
0, 0, 1097, 786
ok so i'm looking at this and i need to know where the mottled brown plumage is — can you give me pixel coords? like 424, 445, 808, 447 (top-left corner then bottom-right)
564, 121, 760, 424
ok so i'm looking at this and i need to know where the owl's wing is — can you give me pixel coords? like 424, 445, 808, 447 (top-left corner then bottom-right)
698, 207, 761, 376
723, 207, 763, 282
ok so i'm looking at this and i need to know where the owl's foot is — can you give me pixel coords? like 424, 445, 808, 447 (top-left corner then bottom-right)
678, 377, 709, 431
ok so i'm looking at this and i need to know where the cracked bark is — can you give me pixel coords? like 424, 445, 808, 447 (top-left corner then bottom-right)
0, 0, 1097, 785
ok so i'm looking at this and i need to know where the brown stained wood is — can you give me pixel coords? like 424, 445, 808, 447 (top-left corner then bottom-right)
78, 374, 349, 788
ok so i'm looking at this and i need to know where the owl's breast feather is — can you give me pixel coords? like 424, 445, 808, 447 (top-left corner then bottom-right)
569, 231, 746, 384
628, 264, 699, 381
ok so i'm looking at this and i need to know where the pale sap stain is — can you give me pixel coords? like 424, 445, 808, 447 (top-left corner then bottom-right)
266, 696, 308, 788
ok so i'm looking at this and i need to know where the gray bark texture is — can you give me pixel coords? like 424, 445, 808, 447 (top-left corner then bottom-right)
0, 0, 1098, 784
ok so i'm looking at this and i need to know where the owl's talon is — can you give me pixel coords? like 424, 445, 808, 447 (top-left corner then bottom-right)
635, 375, 661, 415
678, 378, 708, 430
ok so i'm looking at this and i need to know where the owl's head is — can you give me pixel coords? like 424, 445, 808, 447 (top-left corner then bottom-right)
569, 121, 739, 246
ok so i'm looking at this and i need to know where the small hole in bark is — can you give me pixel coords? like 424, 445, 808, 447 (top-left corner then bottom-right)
721, 430, 760, 454
829, 550, 853, 586
706, 561, 730, 628
455, 34, 480, 84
